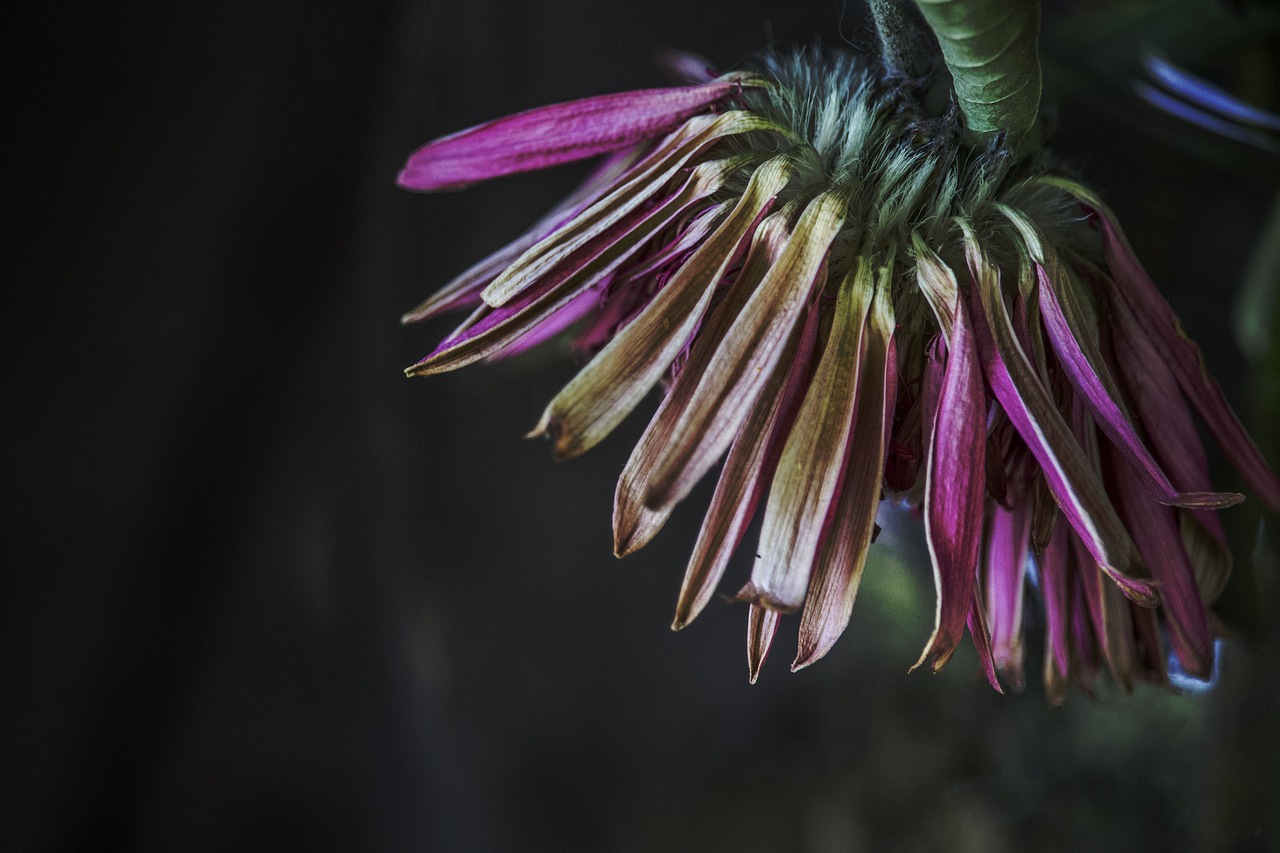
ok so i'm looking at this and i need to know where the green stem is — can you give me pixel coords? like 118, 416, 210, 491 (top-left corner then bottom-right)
910, 0, 1043, 150
867, 0, 931, 80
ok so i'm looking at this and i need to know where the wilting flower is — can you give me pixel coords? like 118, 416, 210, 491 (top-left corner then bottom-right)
398, 49, 1280, 699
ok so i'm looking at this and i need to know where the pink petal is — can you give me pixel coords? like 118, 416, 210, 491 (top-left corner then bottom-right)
1106, 442, 1213, 678
1039, 521, 1072, 704
397, 78, 756, 191
655, 49, 720, 84
967, 592, 1004, 694
482, 112, 760, 308
402, 145, 648, 324
670, 294, 822, 628
913, 294, 987, 673
1042, 177, 1280, 512
407, 164, 716, 376
965, 244, 1154, 605
749, 255, 872, 612
746, 603, 781, 684
612, 208, 793, 559
484, 283, 600, 360
793, 272, 896, 669
1075, 531, 1138, 692
531, 158, 791, 459
1108, 290, 1234, 603
1038, 261, 1240, 509
643, 193, 849, 511
984, 504, 1031, 690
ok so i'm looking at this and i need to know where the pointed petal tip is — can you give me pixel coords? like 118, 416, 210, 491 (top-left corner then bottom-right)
730, 583, 800, 614
525, 418, 550, 441
670, 601, 695, 631
612, 530, 645, 559
790, 645, 828, 673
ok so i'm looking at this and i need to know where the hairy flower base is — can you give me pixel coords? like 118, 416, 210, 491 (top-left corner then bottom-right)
399, 49, 1280, 700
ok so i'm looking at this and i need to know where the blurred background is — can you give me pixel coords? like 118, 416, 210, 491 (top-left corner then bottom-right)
5, 0, 1279, 850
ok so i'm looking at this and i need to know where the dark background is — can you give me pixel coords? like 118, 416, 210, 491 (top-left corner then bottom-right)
6, 1, 1280, 851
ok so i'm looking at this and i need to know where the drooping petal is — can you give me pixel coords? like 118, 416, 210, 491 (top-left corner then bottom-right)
793, 265, 896, 668
1106, 442, 1213, 679
402, 146, 649, 323
670, 290, 822, 628
1075, 531, 1138, 692
609, 201, 728, 290
1128, 599, 1169, 686
912, 232, 957, 339
485, 283, 602, 360
884, 337, 926, 494
913, 291, 986, 673
1108, 288, 1234, 603
397, 76, 764, 191
967, 589, 1004, 693
613, 210, 793, 558
406, 159, 729, 376
1039, 175, 1280, 512
984, 504, 1031, 690
962, 224, 1157, 606
1018, 239, 1242, 509
482, 112, 769, 307
643, 192, 850, 511
746, 603, 781, 684
747, 255, 873, 612
531, 157, 794, 459
1039, 521, 1072, 706
1066, 563, 1101, 695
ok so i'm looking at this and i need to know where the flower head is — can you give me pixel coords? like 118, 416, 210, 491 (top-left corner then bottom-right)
398, 49, 1280, 698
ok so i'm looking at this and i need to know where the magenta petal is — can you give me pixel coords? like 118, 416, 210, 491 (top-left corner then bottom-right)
1039, 522, 1072, 692
920, 334, 946, 442
398, 79, 749, 191
656, 49, 720, 84
984, 504, 1031, 689
1107, 444, 1213, 678
1108, 289, 1233, 601
967, 593, 1004, 694
671, 296, 822, 628
915, 296, 986, 673
485, 284, 600, 360
1049, 180, 1280, 512
1037, 263, 1240, 510
402, 145, 647, 323
968, 271, 1149, 599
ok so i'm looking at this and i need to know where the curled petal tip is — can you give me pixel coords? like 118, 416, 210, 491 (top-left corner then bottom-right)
730, 583, 800, 614
1099, 564, 1161, 608
1163, 491, 1245, 510
908, 646, 956, 675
